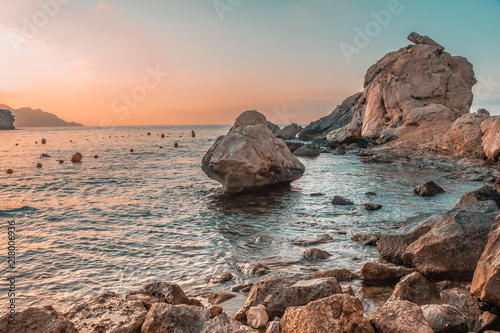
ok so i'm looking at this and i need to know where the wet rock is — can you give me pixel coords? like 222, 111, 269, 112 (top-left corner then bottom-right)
236, 263, 270, 276
208, 271, 234, 284
441, 287, 481, 331
310, 192, 324, 197
413, 181, 445, 196
292, 234, 334, 246
247, 305, 269, 329
202, 110, 305, 193
387, 272, 443, 306
368, 300, 434, 333
231, 283, 254, 293
142, 303, 233, 333
361, 262, 416, 286
234, 276, 342, 321
342, 285, 356, 296
421, 304, 469, 333
208, 292, 237, 305
125, 293, 161, 310
303, 248, 331, 260
361, 154, 393, 164
71, 153, 82, 163
306, 268, 360, 282
481, 115, 497, 135
352, 233, 381, 246
284, 140, 305, 153
471, 215, 500, 308
280, 294, 374, 333
402, 201, 499, 280
127, 281, 190, 305
331, 195, 355, 205
0, 306, 78, 333
482, 115, 500, 162
218, 295, 248, 319
277, 123, 302, 140
364, 203, 382, 211
365, 192, 377, 196
293, 144, 320, 157
65, 292, 147, 333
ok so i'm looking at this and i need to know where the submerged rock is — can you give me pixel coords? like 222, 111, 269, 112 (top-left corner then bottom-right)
413, 181, 445, 197
236, 263, 270, 276
208, 292, 237, 305
331, 196, 355, 205
202, 110, 305, 193
292, 144, 320, 157
65, 292, 147, 333
305, 268, 360, 282
352, 233, 381, 246
0, 306, 77, 333
292, 234, 334, 247
364, 203, 382, 211
127, 281, 190, 306
303, 248, 331, 260
280, 294, 374, 333
471, 215, 500, 308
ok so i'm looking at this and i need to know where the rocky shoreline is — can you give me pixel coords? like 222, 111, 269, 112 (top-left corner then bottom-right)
2, 186, 500, 332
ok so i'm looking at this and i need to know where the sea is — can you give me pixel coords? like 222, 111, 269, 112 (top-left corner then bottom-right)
0, 125, 489, 315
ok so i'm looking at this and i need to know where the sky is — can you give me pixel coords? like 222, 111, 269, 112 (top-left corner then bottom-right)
0, 0, 499, 126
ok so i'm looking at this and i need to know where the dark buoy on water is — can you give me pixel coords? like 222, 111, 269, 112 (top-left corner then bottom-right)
71, 153, 83, 163
147, 132, 151, 136
94, 155, 99, 159
161, 134, 165, 138
59, 160, 64, 164
159, 146, 163, 149
174, 142, 179, 148
6, 169, 13, 174
41, 138, 46, 144
36, 163, 42, 168
191, 130, 196, 138
130, 149, 134, 152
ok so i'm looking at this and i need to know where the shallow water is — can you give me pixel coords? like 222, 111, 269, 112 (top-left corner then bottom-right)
0, 125, 488, 315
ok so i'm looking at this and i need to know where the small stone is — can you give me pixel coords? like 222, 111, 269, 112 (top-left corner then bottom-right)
264, 294, 273, 304
265, 319, 280, 333
331, 196, 354, 205
71, 153, 82, 163
209, 271, 233, 284
303, 248, 331, 260
247, 305, 269, 329
209, 306, 223, 318
414, 181, 445, 196
364, 203, 382, 211
352, 233, 381, 246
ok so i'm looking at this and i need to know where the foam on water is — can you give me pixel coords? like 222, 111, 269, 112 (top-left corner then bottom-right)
0, 125, 488, 314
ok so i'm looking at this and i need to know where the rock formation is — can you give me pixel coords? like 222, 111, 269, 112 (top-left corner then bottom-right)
299, 32, 480, 150
0, 109, 15, 130
482, 115, 500, 161
202, 110, 305, 193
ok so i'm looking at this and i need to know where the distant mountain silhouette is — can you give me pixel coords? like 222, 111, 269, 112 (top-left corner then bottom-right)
0, 104, 83, 127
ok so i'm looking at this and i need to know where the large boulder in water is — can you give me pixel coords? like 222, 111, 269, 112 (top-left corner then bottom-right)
0, 109, 15, 130
471, 215, 500, 308
202, 110, 305, 193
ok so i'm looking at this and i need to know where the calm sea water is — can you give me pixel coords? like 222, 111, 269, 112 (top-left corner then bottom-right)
0, 125, 489, 315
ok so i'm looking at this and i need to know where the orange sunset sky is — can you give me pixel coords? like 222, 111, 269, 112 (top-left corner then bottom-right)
1, 1, 499, 126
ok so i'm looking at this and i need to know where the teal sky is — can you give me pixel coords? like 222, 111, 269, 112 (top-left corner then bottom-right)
1, 0, 499, 125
